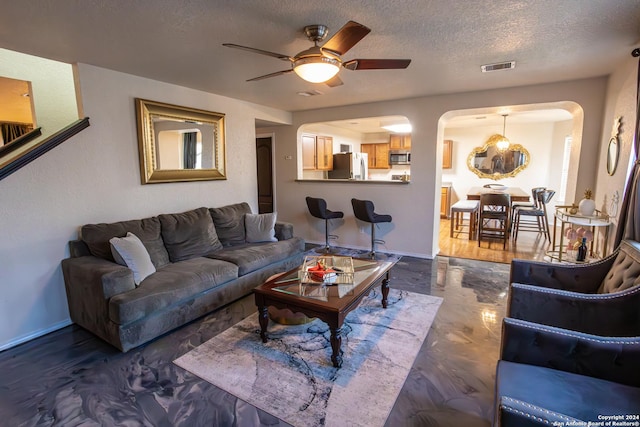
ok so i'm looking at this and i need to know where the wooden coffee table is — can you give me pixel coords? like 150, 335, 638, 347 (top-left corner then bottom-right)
254, 258, 397, 368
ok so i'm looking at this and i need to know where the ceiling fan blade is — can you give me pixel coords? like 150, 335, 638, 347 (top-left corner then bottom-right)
246, 69, 294, 82
343, 59, 411, 71
222, 43, 293, 62
325, 75, 343, 87
321, 21, 371, 55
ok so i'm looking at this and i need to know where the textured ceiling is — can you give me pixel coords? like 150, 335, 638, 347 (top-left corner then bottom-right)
1, 0, 639, 113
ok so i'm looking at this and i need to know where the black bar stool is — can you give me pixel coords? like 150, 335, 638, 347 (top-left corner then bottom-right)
305, 197, 344, 253
351, 198, 392, 258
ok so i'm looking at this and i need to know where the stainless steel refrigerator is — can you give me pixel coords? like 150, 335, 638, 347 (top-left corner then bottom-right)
327, 152, 368, 180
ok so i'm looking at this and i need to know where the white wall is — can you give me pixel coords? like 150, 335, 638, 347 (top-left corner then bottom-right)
594, 55, 638, 253
268, 78, 608, 259
0, 63, 291, 350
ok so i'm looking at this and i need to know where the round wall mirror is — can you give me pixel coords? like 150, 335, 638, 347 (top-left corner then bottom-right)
606, 136, 619, 176
467, 134, 530, 180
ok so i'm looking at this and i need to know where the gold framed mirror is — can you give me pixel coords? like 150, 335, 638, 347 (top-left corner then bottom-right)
607, 117, 622, 176
135, 98, 226, 184
467, 134, 530, 180
606, 136, 619, 176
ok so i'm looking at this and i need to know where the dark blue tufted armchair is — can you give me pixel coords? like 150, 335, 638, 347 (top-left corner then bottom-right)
494, 240, 640, 426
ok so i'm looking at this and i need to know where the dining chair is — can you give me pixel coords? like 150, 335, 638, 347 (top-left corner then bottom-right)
512, 189, 555, 240
512, 186, 546, 210
478, 192, 511, 249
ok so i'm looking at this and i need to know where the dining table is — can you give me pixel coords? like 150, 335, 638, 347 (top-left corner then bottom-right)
466, 186, 531, 203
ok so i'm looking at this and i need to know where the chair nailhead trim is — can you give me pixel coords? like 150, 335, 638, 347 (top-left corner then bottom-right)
512, 282, 640, 300
513, 320, 640, 345
501, 397, 574, 423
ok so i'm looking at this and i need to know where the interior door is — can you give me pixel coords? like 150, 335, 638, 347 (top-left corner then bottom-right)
256, 136, 274, 213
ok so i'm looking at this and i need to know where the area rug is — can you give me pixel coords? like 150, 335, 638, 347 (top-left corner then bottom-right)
174, 289, 442, 427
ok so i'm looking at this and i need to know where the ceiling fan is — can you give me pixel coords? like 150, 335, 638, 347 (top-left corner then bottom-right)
223, 20, 411, 87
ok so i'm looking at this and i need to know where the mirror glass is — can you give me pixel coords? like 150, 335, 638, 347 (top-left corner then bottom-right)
136, 98, 226, 184
467, 134, 530, 180
607, 136, 619, 176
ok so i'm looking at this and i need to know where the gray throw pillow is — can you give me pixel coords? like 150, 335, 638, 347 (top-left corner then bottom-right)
81, 216, 170, 268
245, 212, 278, 243
159, 207, 223, 262
109, 232, 156, 286
209, 202, 252, 247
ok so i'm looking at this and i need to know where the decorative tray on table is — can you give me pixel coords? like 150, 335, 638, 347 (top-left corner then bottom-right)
299, 256, 355, 285
554, 205, 610, 223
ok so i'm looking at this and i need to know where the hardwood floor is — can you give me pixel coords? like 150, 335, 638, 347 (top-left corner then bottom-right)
438, 217, 551, 264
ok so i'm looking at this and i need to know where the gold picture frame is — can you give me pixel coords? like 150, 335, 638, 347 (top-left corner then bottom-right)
135, 98, 226, 184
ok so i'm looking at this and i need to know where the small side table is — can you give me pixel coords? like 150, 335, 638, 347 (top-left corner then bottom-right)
547, 206, 611, 263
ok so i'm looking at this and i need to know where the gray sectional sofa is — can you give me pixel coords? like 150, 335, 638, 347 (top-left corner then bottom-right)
62, 203, 305, 351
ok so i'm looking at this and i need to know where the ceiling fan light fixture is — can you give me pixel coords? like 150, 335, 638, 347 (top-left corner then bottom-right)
293, 56, 340, 83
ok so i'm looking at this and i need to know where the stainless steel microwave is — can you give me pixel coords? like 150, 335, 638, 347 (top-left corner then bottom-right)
389, 150, 411, 165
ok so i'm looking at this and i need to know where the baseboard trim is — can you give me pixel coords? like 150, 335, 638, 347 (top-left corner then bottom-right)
0, 319, 73, 352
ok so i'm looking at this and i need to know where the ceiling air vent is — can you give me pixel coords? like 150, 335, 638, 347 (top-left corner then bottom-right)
481, 61, 516, 72
297, 90, 324, 97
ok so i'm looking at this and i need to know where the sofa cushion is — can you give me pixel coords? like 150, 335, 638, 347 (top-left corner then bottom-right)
109, 232, 156, 286
209, 202, 252, 247
245, 212, 277, 243
159, 207, 223, 262
207, 237, 305, 276
598, 240, 640, 293
108, 257, 238, 325
82, 216, 170, 269
496, 360, 640, 423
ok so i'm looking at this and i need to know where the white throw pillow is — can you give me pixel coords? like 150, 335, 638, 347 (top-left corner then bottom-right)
245, 212, 278, 243
109, 232, 156, 286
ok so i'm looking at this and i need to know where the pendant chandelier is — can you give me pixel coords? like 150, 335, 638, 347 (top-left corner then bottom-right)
496, 114, 511, 151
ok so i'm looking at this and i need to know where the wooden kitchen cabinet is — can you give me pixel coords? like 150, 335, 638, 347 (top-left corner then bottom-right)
361, 143, 390, 169
389, 134, 411, 149
442, 139, 453, 169
375, 143, 390, 169
360, 144, 375, 167
316, 136, 333, 170
440, 186, 451, 218
302, 134, 316, 170
302, 134, 333, 170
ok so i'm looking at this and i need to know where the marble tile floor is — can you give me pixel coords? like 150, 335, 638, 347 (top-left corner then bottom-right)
0, 252, 509, 427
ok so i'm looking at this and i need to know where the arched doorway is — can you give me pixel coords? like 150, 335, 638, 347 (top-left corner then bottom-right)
435, 101, 584, 262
